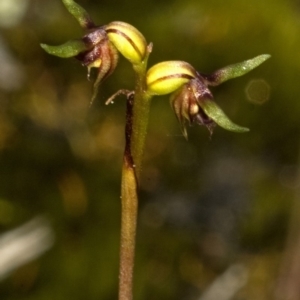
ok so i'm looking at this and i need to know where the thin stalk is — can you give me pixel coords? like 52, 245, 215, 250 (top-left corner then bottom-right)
119, 156, 138, 300
118, 45, 152, 300
130, 61, 152, 178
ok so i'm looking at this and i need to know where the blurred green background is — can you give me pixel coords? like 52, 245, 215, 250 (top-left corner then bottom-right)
0, 0, 300, 299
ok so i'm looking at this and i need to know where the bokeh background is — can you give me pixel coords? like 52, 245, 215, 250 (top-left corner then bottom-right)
0, 0, 300, 299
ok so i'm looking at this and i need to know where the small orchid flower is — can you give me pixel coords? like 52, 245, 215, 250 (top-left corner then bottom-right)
146, 55, 270, 138
40, 0, 148, 104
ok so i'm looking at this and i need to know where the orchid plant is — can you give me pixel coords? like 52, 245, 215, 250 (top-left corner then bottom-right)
41, 1, 270, 299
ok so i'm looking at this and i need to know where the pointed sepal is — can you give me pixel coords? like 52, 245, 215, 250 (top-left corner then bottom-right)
200, 99, 249, 133
202, 54, 271, 86
40, 39, 89, 58
62, 0, 95, 29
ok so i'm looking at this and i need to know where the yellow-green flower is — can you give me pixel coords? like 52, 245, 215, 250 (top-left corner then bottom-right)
40, 0, 147, 103
146, 55, 271, 138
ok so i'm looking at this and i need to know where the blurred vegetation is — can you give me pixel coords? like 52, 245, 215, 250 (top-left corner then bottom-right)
0, 0, 300, 299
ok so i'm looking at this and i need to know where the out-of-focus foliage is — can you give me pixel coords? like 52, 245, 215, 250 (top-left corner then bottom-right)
0, 0, 300, 299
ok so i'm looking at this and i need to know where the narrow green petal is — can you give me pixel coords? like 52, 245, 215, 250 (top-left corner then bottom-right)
200, 99, 249, 133
40, 40, 88, 58
62, 0, 94, 29
204, 54, 271, 86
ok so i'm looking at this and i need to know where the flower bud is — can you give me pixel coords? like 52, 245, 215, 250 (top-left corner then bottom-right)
146, 61, 197, 96
105, 21, 147, 65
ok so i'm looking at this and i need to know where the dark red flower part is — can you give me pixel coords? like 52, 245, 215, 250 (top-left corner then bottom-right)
170, 71, 251, 139
170, 76, 216, 138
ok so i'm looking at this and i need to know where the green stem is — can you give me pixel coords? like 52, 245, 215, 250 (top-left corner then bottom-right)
119, 158, 138, 300
131, 60, 152, 179
119, 46, 152, 300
